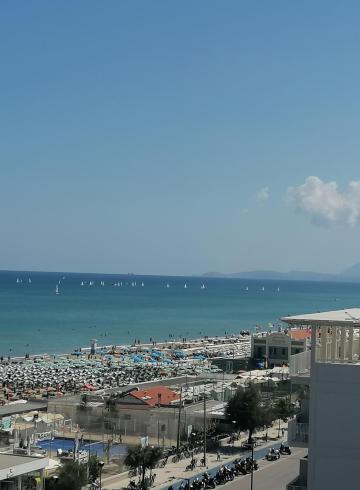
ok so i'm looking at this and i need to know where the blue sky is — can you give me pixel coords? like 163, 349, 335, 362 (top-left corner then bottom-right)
1, 1, 360, 275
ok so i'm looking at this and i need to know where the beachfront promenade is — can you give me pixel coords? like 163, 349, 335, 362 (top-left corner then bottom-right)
101, 421, 288, 490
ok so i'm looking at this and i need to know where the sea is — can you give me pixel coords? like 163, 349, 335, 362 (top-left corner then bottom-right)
1, 270, 360, 357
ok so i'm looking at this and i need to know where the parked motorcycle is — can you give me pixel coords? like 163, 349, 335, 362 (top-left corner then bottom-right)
266, 448, 281, 461
280, 443, 291, 455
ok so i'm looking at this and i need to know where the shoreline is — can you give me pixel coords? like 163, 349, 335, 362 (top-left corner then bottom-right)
7, 331, 253, 363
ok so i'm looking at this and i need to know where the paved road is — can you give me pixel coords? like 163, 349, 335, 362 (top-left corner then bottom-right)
103, 446, 306, 490
224, 447, 307, 490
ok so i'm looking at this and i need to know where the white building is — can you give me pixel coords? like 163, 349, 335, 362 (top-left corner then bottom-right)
251, 331, 307, 366
282, 308, 360, 490
0, 453, 48, 489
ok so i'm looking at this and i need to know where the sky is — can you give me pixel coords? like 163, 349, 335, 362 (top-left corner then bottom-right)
1, 1, 360, 276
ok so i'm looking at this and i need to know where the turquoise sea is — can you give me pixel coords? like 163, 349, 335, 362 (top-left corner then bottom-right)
1, 270, 360, 357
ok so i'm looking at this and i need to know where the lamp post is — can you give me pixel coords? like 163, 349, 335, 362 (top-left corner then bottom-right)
99, 461, 105, 490
250, 442, 254, 490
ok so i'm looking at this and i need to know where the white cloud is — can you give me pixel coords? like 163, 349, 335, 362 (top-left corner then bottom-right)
256, 187, 270, 201
288, 176, 360, 227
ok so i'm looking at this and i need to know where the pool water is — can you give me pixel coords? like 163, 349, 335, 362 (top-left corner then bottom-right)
37, 437, 127, 457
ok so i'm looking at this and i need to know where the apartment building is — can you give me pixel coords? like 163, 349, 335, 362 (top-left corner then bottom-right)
282, 308, 360, 490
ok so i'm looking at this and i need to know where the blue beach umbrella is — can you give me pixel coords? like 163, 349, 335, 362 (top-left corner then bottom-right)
193, 354, 206, 360
174, 350, 187, 358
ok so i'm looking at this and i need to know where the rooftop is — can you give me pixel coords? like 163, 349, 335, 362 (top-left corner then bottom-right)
0, 454, 46, 471
290, 329, 312, 340
130, 386, 180, 407
0, 401, 47, 418
282, 308, 360, 327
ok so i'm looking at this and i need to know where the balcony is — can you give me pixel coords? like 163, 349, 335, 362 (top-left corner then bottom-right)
290, 350, 310, 379
286, 456, 308, 490
288, 419, 308, 445
287, 483, 307, 490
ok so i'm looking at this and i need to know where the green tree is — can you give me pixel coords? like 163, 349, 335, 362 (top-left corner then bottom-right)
88, 454, 101, 483
56, 460, 87, 490
125, 445, 163, 487
226, 384, 274, 443
274, 397, 295, 437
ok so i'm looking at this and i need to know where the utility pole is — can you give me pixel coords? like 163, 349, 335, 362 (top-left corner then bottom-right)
250, 442, 254, 490
176, 386, 182, 451
203, 387, 207, 467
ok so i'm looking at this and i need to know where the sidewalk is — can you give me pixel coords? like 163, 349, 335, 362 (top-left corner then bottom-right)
102, 422, 288, 490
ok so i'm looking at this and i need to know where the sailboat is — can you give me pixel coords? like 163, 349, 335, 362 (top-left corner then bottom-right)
277, 287, 280, 292
166, 283, 170, 289
262, 286, 265, 291
245, 286, 249, 291
81, 281, 84, 286
16, 278, 20, 283
201, 284, 206, 290
141, 282, 144, 287
55, 285, 60, 295
28, 278, 32, 284
184, 283, 187, 289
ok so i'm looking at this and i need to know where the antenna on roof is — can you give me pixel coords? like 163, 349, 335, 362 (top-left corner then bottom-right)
344, 311, 360, 323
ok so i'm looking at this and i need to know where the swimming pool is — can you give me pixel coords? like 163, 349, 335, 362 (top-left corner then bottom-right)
37, 437, 127, 457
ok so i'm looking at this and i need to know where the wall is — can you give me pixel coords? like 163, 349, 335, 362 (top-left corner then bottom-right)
308, 363, 360, 490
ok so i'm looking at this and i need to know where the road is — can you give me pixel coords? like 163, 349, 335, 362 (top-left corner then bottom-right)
103, 447, 307, 490
224, 447, 307, 490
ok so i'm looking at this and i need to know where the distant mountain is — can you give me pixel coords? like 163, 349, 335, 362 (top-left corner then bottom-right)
202, 266, 360, 282
202, 271, 227, 278
340, 263, 360, 279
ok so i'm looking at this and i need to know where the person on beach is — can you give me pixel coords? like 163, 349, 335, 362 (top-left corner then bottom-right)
217, 451, 221, 461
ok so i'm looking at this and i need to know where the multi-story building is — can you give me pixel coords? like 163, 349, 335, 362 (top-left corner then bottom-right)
251, 330, 308, 366
282, 308, 360, 490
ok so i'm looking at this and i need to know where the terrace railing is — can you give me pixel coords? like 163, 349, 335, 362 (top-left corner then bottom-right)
290, 351, 310, 377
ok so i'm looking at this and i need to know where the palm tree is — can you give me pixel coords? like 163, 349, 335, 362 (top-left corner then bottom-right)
125, 445, 163, 486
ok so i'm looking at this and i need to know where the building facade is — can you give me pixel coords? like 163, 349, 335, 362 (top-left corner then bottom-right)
251, 331, 307, 366
283, 308, 360, 490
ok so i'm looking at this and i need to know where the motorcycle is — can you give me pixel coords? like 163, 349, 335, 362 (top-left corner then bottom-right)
280, 444, 291, 455
266, 448, 281, 461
